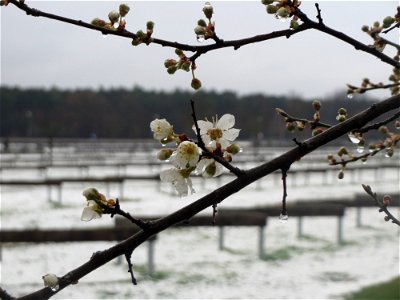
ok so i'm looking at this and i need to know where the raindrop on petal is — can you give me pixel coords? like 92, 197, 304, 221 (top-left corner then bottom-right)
279, 213, 289, 223
356, 146, 365, 153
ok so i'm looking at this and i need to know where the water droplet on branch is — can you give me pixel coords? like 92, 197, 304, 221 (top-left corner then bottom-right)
348, 133, 360, 144
347, 93, 354, 99
196, 35, 205, 43
279, 213, 289, 223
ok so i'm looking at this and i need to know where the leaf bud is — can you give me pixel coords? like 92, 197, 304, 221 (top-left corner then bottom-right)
191, 78, 202, 90
312, 100, 321, 111
181, 61, 191, 72
338, 170, 344, 179
108, 10, 120, 24
373, 21, 380, 28
157, 148, 174, 161
383, 16, 395, 28
136, 30, 145, 38
119, 4, 130, 17
131, 38, 141, 46
276, 7, 289, 18
167, 65, 178, 74
175, 48, 184, 56
226, 144, 241, 155
91, 18, 107, 27
266, 4, 278, 14
194, 25, 206, 35
261, 0, 274, 5
203, 2, 214, 19
336, 114, 346, 122
290, 20, 300, 30
384, 215, 390, 222
383, 195, 391, 207
197, 19, 207, 27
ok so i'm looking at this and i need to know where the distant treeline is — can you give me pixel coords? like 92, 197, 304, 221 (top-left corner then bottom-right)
0, 86, 377, 140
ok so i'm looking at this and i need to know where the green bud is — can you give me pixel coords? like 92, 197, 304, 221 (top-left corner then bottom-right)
336, 114, 346, 122
286, 122, 296, 132
312, 100, 321, 111
276, 7, 289, 18
226, 144, 241, 155
361, 25, 369, 32
191, 78, 202, 90
167, 65, 178, 74
203, 2, 214, 19
164, 59, 177, 68
266, 4, 278, 14
131, 38, 141, 46
157, 148, 174, 161
91, 18, 107, 27
384, 215, 390, 222
136, 30, 146, 38
290, 20, 300, 30
175, 49, 184, 56
338, 170, 344, 180
379, 126, 388, 134
338, 108, 347, 115
296, 121, 306, 131
312, 128, 323, 136
181, 61, 191, 72
383, 16, 395, 28
337, 146, 348, 156
373, 21, 380, 28
194, 25, 206, 35
108, 10, 120, 24
261, 0, 274, 5
204, 162, 217, 177
368, 144, 376, 151
197, 19, 207, 27
119, 4, 130, 17
146, 21, 155, 31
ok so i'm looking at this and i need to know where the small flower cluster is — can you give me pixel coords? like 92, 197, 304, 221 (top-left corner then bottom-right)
150, 114, 240, 196
164, 49, 202, 90
194, 2, 215, 42
131, 21, 155, 46
91, 3, 130, 32
81, 188, 116, 221
261, 0, 301, 29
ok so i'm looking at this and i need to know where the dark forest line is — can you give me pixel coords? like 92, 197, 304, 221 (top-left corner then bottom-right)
0, 86, 377, 140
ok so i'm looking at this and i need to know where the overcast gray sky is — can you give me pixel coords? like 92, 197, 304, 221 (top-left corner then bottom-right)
1, 1, 398, 99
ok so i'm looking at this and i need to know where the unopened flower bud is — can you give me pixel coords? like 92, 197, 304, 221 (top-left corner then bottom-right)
286, 122, 296, 132
383, 16, 395, 28
361, 25, 369, 32
136, 30, 145, 38
384, 215, 390, 222
108, 10, 120, 24
336, 114, 346, 122
83, 188, 100, 201
146, 21, 155, 31
164, 59, 177, 68
167, 65, 178, 74
395, 120, 400, 130
191, 78, 202, 90
266, 4, 278, 14
312, 100, 321, 111
226, 144, 241, 155
373, 21, 380, 28
261, 0, 274, 5
157, 148, 174, 161
197, 19, 207, 27
175, 48, 184, 56
205, 162, 217, 177
131, 38, 141, 46
296, 121, 305, 131
379, 126, 388, 134
119, 4, 130, 17
337, 146, 348, 156
338, 170, 344, 179
203, 2, 214, 19
290, 20, 299, 30
368, 144, 376, 151
312, 128, 323, 136
276, 7, 289, 18
385, 147, 394, 157
338, 108, 347, 116
383, 195, 391, 207
313, 112, 320, 121
327, 154, 334, 160
181, 61, 191, 72
91, 18, 107, 27
194, 25, 206, 35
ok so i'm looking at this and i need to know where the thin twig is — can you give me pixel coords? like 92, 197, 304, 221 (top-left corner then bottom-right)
125, 250, 137, 285
382, 21, 400, 34
347, 82, 400, 95
361, 184, 400, 226
275, 108, 332, 128
315, 3, 324, 25
358, 110, 400, 134
280, 166, 290, 216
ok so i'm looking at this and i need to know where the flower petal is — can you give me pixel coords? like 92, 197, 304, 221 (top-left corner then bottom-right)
196, 120, 213, 135
217, 114, 235, 130
223, 128, 240, 141
81, 206, 101, 221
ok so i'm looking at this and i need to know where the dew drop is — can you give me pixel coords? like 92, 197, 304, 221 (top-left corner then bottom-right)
347, 93, 354, 99
356, 146, 365, 153
196, 35, 205, 43
279, 213, 289, 223
348, 133, 360, 144
50, 285, 59, 292
239, 148, 243, 153
102, 33, 107, 39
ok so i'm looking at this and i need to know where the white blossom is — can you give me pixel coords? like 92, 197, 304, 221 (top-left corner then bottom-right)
195, 114, 240, 149
42, 273, 59, 290
160, 168, 195, 197
171, 141, 200, 169
81, 200, 102, 221
150, 118, 174, 141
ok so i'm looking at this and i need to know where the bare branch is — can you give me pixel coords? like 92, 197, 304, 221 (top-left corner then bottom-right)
359, 110, 400, 134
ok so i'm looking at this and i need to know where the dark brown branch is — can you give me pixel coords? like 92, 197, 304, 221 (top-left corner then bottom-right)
314, 3, 324, 24
17, 94, 400, 300
362, 184, 400, 226
329, 149, 379, 166
280, 166, 290, 216
347, 82, 400, 94
382, 21, 400, 34
275, 108, 332, 128
378, 36, 400, 51
0, 287, 15, 300
125, 250, 137, 285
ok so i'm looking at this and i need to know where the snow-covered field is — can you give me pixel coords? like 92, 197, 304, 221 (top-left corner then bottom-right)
0, 147, 399, 299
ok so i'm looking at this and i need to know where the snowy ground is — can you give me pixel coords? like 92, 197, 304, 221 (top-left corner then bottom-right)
0, 149, 399, 299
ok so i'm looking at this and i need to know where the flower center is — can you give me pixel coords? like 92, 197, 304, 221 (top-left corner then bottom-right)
208, 128, 223, 140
